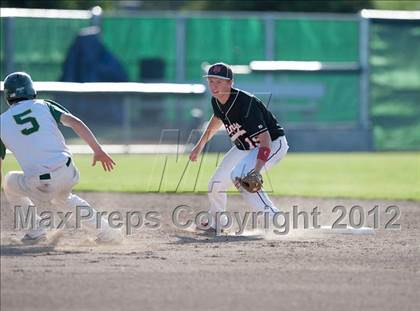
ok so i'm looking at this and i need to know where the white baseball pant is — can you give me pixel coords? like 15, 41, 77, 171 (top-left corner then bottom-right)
208, 136, 289, 221
3, 159, 112, 235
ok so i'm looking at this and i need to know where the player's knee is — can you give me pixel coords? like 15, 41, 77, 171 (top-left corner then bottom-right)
66, 194, 90, 210
208, 178, 219, 193
209, 175, 230, 193
230, 173, 242, 189
231, 165, 253, 189
3, 171, 20, 193
230, 171, 237, 183
230, 167, 243, 183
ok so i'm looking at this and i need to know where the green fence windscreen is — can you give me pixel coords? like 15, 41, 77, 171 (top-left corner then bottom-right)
369, 20, 420, 150
275, 19, 359, 62
186, 17, 265, 80
3, 13, 420, 151
262, 72, 359, 124
101, 17, 177, 81
1, 15, 360, 82
1, 13, 370, 147
0, 17, 89, 80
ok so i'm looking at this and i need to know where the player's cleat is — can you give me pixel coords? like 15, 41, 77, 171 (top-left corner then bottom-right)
96, 228, 123, 244
21, 229, 47, 245
196, 221, 225, 235
197, 226, 217, 234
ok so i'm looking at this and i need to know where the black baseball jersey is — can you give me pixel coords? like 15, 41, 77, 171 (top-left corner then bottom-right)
211, 88, 285, 150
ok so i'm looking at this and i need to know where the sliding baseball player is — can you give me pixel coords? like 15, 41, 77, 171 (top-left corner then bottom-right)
0, 72, 122, 244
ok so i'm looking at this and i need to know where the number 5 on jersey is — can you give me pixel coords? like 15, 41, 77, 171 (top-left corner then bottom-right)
13, 109, 40, 135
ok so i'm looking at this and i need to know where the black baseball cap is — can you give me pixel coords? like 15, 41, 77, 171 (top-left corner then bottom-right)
203, 62, 233, 80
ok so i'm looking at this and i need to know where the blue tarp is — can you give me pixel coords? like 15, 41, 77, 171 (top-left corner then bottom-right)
61, 27, 128, 82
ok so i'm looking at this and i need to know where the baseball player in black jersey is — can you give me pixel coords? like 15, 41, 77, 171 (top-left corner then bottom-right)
189, 62, 289, 231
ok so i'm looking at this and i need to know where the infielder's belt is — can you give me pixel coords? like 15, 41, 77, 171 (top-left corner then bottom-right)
39, 158, 72, 180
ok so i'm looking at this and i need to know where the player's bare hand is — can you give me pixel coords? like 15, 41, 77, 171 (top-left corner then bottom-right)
189, 144, 203, 162
92, 148, 116, 171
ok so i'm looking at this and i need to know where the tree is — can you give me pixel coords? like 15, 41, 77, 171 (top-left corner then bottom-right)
182, 0, 375, 13
1, 0, 418, 12
1, 0, 115, 10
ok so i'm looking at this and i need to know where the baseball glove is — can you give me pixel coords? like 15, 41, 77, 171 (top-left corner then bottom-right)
239, 170, 263, 193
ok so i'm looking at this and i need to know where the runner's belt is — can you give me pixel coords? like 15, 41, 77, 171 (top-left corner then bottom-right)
39, 157, 71, 180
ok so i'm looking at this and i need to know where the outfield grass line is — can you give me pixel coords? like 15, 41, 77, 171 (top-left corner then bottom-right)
2, 152, 419, 201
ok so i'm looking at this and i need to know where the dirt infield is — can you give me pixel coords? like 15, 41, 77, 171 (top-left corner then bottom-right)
1, 192, 419, 311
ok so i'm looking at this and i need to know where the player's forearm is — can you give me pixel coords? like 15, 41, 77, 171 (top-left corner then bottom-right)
72, 121, 102, 153
61, 114, 102, 153
254, 131, 271, 173
254, 159, 266, 173
197, 115, 222, 147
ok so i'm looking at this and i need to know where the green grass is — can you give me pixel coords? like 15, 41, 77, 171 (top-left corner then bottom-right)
2, 152, 419, 201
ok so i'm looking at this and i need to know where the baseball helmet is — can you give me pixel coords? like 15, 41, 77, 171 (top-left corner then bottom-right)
3, 72, 37, 103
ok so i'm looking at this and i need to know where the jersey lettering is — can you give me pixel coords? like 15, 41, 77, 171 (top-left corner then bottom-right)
226, 122, 247, 141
